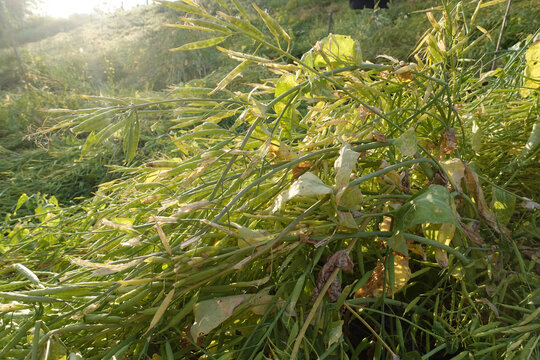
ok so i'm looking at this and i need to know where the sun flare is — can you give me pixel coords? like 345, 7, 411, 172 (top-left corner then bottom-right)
37, 0, 149, 18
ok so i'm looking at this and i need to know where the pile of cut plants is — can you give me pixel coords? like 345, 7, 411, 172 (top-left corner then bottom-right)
1, 1, 539, 359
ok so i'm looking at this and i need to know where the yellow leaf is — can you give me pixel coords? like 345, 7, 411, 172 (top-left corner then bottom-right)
521, 39, 540, 97
354, 254, 411, 302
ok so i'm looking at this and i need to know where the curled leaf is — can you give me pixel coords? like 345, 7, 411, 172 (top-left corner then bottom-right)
272, 172, 332, 212
312, 250, 354, 302
464, 164, 510, 236
354, 254, 410, 303
440, 128, 457, 155
334, 145, 361, 207
70, 258, 144, 277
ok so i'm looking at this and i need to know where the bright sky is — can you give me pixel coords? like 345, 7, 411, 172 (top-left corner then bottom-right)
36, 0, 151, 18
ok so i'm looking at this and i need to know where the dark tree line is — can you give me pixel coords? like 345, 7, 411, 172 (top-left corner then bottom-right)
349, 0, 390, 9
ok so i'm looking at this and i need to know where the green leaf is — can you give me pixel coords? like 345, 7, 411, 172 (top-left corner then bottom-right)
393, 127, 417, 157
274, 73, 299, 133
394, 185, 458, 231
14, 193, 29, 214
191, 295, 249, 340
96, 117, 129, 146
388, 231, 409, 255
71, 108, 116, 133
123, 116, 139, 164
252, 3, 291, 42
491, 186, 516, 226
170, 35, 230, 51
81, 131, 99, 157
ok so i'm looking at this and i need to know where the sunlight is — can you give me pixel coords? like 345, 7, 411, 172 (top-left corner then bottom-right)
37, 0, 150, 18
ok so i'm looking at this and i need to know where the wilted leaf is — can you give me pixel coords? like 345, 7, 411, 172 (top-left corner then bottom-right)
155, 222, 172, 256
312, 250, 354, 302
0, 302, 28, 313
231, 222, 270, 248
471, 118, 482, 153
337, 186, 364, 211
334, 145, 361, 206
121, 236, 142, 247
388, 231, 409, 256
174, 200, 212, 216
70, 258, 143, 277
101, 218, 137, 235
272, 172, 332, 212
394, 127, 417, 157
423, 222, 457, 268
520, 39, 540, 97
241, 139, 271, 180
250, 294, 274, 315
441, 158, 465, 192
440, 128, 457, 155
191, 295, 249, 340
270, 142, 297, 161
354, 254, 411, 302
457, 215, 484, 246
378, 159, 404, 190
464, 164, 510, 236
521, 198, 540, 210
372, 131, 387, 142
337, 211, 358, 229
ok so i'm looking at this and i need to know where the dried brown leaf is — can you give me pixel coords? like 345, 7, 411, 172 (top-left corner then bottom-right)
464, 164, 510, 237
354, 254, 411, 304
312, 250, 354, 302
440, 128, 458, 155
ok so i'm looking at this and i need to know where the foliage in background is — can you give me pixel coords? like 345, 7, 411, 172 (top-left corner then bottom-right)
2, 0, 539, 216
1, 1, 539, 359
